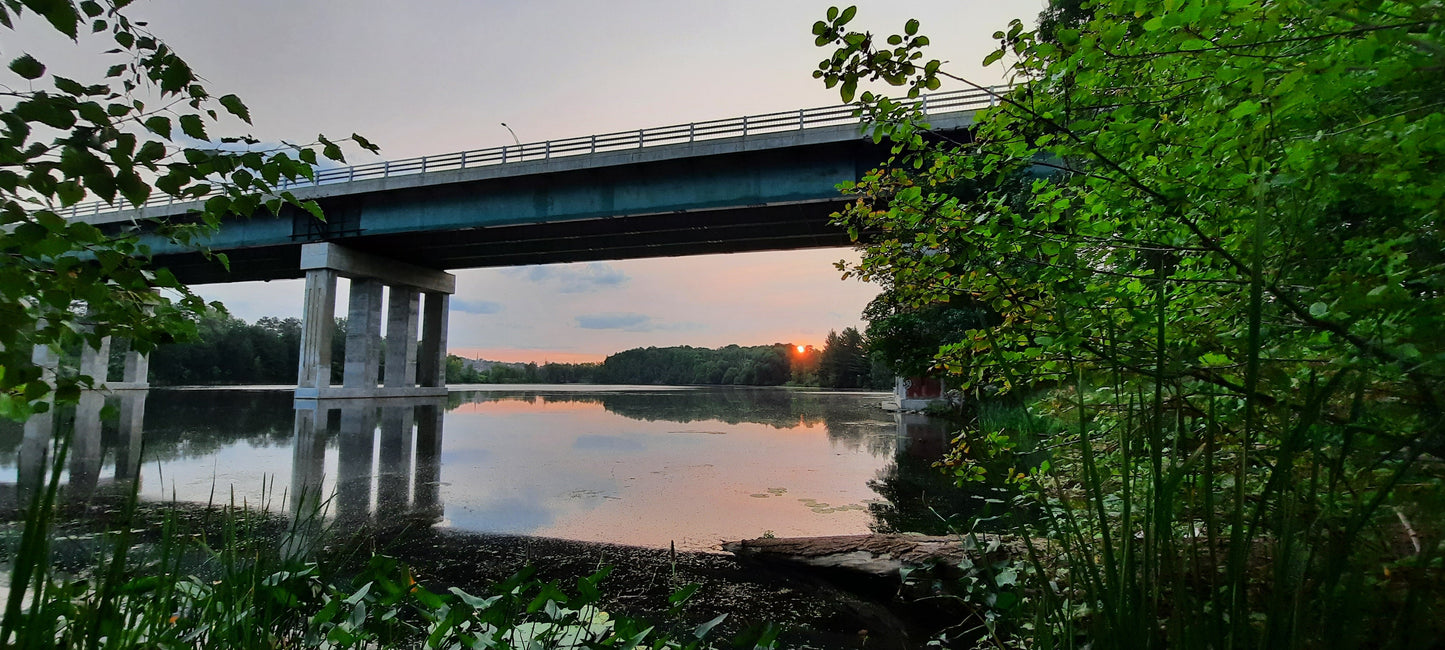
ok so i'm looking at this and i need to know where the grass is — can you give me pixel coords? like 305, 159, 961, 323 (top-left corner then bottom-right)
932, 362, 1443, 649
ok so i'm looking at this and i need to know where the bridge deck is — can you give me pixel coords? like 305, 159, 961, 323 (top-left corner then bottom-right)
73, 90, 989, 283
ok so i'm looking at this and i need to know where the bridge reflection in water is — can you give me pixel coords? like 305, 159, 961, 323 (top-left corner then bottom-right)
14, 390, 147, 506
9, 391, 446, 528
291, 397, 446, 527
3, 387, 973, 545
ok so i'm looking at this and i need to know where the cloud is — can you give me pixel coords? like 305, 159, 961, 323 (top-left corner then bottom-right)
574, 313, 704, 333
507, 262, 629, 293
452, 299, 502, 314
576, 313, 652, 331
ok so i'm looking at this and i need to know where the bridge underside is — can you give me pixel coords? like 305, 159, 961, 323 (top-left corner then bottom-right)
153, 198, 854, 286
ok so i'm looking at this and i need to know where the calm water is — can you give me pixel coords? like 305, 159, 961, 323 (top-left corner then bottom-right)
0, 386, 958, 551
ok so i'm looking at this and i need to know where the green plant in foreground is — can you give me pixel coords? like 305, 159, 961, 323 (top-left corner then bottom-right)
814, 0, 1444, 647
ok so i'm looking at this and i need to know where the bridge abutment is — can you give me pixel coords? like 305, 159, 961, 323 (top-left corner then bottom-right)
294, 243, 454, 400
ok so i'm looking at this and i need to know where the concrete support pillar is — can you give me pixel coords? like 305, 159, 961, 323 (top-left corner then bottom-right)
377, 405, 415, 520
121, 349, 149, 387
79, 335, 111, 387
114, 391, 147, 481
297, 243, 453, 398
412, 403, 443, 520
417, 293, 449, 388
384, 287, 420, 388
336, 405, 377, 524
343, 279, 385, 389
297, 269, 339, 390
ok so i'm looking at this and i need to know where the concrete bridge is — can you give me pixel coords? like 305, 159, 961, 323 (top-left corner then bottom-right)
61, 88, 995, 400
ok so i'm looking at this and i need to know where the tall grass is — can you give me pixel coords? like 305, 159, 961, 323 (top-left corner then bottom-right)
940, 324, 1442, 649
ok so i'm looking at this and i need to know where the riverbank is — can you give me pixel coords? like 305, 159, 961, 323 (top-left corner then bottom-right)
354, 525, 937, 649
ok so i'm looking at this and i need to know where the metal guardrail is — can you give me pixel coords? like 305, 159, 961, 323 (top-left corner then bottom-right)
64, 86, 1004, 219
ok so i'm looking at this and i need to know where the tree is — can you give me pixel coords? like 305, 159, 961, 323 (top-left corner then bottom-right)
0, 0, 375, 419
814, 0, 1443, 646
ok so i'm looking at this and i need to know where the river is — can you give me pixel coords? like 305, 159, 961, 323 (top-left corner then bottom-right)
0, 385, 961, 551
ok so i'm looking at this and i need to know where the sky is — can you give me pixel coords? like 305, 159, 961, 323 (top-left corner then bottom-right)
14, 0, 1046, 363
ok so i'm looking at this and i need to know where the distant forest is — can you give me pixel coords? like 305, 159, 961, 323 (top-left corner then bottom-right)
146, 311, 892, 389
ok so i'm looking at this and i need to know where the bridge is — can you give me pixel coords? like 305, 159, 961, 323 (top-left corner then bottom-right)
58, 88, 996, 400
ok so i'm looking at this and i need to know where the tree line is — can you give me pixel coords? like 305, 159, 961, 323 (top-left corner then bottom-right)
143, 311, 897, 390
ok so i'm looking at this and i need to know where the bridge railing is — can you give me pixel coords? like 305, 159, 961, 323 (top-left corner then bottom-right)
65, 86, 1005, 219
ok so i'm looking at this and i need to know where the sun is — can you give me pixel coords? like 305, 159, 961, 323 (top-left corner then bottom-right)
796, 345, 807, 354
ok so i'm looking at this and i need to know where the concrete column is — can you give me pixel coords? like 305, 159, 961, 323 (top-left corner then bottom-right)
121, 348, 149, 387
384, 286, 420, 388
297, 269, 338, 390
79, 335, 111, 387
412, 403, 443, 520
336, 405, 377, 524
297, 243, 453, 398
377, 405, 415, 520
114, 391, 147, 481
417, 293, 449, 388
343, 279, 384, 389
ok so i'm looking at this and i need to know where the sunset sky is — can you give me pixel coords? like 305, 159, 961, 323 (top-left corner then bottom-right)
17, 0, 1044, 362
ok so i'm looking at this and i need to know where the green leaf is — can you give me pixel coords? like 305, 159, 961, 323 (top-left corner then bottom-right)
135, 140, 166, 164
116, 170, 149, 206
35, 1, 80, 38
218, 93, 251, 124
1229, 100, 1261, 119
350, 133, 379, 153
144, 116, 171, 139
693, 613, 728, 639
1308, 302, 1328, 318
178, 114, 207, 140
9, 54, 45, 80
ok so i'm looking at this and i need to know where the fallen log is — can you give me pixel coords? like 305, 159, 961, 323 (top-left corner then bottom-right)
721, 533, 1024, 582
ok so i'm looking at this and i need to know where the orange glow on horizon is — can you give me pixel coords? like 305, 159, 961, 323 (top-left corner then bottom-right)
450, 348, 606, 364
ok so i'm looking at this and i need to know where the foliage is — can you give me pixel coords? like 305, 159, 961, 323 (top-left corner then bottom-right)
600, 344, 794, 386
145, 311, 344, 386
815, 0, 1444, 647
0, 0, 375, 420
864, 300, 996, 379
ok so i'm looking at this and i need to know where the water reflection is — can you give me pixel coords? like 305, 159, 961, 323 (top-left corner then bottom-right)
0, 387, 975, 550
2, 390, 149, 508
290, 399, 445, 528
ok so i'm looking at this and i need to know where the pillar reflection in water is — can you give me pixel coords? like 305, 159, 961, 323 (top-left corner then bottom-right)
377, 405, 414, 520
289, 398, 444, 527
289, 406, 330, 516
412, 404, 443, 521
16, 390, 148, 506
335, 405, 378, 524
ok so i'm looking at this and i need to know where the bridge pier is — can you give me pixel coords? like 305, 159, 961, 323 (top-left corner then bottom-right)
294, 243, 454, 400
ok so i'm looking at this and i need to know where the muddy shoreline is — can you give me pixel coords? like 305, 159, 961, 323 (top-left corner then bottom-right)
348, 525, 936, 649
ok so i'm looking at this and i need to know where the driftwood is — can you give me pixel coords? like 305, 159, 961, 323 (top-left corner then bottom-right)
722, 533, 1025, 582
